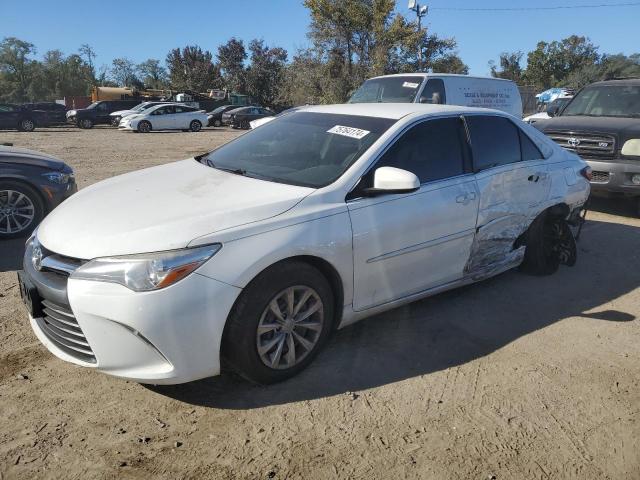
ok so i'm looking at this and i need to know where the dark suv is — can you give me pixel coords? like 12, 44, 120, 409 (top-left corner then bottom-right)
0, 103, 47, 132
534, 78, 640, 216
68, 100, 144, 129
22, 102, 68, 125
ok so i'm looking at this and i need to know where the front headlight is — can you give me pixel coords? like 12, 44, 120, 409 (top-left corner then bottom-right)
71, 244, 221, 292
621, 139, 640, 157
42, 171, 74, 184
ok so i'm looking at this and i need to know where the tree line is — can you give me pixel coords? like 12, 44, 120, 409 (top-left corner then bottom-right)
489, 35, 640, 90
1, 0, 639, 108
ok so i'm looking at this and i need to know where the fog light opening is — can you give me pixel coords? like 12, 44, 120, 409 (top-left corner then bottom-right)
631, 174, 640, 185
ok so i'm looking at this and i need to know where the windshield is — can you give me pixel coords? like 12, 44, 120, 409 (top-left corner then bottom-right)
348, 76, 423, 103
201, 111, 395, 188
562, 85, 640, 118
132, 103, 152, 111
86, 102, 99, 109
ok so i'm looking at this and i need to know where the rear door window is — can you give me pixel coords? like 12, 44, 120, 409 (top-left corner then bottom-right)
466, 115, 522, 170
375, 117, 467, 183
519, 130, 543, 161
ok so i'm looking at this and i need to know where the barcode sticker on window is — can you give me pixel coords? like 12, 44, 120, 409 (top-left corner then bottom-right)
327, 125, 370, 139
402, 82, 420, 88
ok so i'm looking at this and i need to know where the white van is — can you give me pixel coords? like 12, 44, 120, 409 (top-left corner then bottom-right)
348, 73, 523, 117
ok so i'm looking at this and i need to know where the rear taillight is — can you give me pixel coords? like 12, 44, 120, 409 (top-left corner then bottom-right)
580, 166, 593, 181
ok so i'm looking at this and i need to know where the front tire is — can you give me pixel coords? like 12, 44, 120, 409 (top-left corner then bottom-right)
222, 261, 334, 384
78, 118, 93, 129
0, 181, 44, 239
18, 119, 35, 132
137, 120, 151, 133
189, 120, 202, 132
213, 119, 222, 127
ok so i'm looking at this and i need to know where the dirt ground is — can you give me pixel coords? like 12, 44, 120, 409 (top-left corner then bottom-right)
1, 126, 639, 480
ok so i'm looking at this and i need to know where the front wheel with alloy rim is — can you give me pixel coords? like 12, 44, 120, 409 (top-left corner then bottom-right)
78, 118, 93, 129
18, 119, 35, 132
213, 119, 222, 127
0, 181, 44, 239
189, 120, 202, 132
222, 261, 334, 384
137, 120, 152, 133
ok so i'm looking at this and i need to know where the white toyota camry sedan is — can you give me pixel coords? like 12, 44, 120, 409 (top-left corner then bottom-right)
19, 103, 590, 385
118, 103, 208, 133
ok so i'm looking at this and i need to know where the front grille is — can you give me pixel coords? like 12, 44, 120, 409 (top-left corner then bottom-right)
37, 299, 96, 364
546, 131, 616, 158
591, 171, 610, 183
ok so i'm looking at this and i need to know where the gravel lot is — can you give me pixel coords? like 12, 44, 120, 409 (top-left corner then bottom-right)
1, 126, 639, 479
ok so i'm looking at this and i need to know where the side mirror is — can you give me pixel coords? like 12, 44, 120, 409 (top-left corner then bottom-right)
547, 103, 559, 117
363, 167, 420, 196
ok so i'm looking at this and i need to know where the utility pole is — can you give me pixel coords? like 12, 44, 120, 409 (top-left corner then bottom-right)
408, 0, 428, 71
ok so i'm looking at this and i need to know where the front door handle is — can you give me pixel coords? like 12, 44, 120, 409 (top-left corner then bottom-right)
528, 174, 540, 182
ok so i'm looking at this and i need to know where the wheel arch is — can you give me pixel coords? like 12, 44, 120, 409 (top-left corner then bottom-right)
223, 254, 345, 337
0, 175, 49, 212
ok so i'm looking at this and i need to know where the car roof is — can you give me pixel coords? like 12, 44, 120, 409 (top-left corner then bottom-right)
366, 73, 515, 83
298, 103, 507, 120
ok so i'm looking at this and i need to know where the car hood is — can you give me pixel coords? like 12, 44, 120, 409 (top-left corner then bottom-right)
37, 159, 313, 259
535, 115, 640, 140
110, 109, 134, 116
0, 146, 67, 170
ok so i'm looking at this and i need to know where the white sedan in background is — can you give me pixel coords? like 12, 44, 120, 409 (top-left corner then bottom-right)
109, 101, 171, 126
119, 104, 208, 133
21, 103, 590, 385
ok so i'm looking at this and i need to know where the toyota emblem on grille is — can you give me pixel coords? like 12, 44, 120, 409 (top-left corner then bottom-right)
32, 244, 43, 271
567, 137, 581, 147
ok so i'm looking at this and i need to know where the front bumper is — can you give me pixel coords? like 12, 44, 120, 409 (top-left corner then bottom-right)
584, 158, 640, 196
118, 122, 135, 131
20, 240, 242, 384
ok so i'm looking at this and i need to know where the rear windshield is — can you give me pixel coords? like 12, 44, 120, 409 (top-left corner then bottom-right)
348, 76, 424, 103
201, 111, 395, 188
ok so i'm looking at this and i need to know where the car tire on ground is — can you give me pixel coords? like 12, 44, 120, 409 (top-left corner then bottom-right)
213, 119, 222, 127
189, 120, 202, 132
111, 117, 120, 127
222, 260, 335, 385
520, 210, 575, 276
0, 180, 44, 239
18, 119, 35, 132
78, 118, 93, 129
137, 121, 152, 133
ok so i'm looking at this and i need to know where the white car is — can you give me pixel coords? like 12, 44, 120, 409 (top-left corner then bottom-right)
109, 101, 171, 126
19, 103, 590, 385
119, 104, 208, 133
523, 96, 573, 124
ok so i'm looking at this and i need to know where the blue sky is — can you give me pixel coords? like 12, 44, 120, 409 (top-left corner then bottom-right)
2, 0, 639, 76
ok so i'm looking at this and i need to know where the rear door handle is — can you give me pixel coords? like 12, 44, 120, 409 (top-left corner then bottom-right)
456, 192, 476, 204
456, 194, 468, 204
528, 175, 540, 182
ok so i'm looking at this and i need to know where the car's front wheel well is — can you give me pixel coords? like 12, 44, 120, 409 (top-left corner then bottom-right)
0, 177, 49, 212
223, 256, 344, 342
